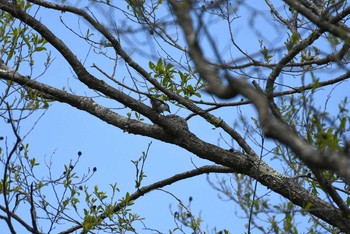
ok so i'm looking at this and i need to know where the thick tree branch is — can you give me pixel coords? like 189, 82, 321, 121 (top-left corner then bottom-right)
0, 66, 252, 182
0, 65, 170, 139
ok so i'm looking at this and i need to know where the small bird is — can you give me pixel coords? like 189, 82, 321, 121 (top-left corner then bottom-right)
150, 97, 170, 114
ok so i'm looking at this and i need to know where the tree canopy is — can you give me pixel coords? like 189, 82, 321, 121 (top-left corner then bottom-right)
1, 0, 350, 233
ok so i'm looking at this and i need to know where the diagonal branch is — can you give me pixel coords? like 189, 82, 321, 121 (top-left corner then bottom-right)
1, 1, 256, 156
265, 5, 350, 99
284, 1, 350, 42
0, 1, 175, 128
59, 165, 235, 233
0, 65, 252, 183
231, 74, 350, 188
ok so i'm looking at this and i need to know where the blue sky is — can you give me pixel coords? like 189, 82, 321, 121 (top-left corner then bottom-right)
1, 1, 349, 233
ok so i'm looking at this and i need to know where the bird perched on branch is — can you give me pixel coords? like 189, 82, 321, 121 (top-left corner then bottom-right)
150, 96, 170, 114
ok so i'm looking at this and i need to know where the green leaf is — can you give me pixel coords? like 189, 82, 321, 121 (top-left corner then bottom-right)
148, 61, 155, 69
35, 47, 46, 52
156, 58, 163, 71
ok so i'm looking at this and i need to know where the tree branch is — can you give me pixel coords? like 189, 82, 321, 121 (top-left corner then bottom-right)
284, 1, 350, 42
169, 0, 238, 98
60, 165, 235, 233
231, 75, 350, 188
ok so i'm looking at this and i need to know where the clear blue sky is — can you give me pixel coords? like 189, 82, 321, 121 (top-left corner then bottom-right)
1, 1, 348, 233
